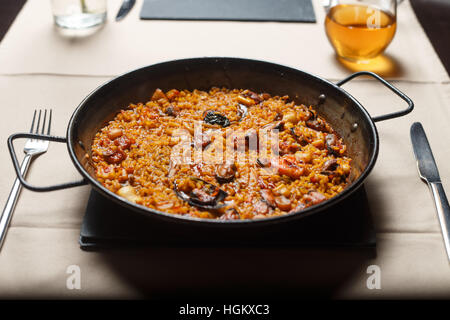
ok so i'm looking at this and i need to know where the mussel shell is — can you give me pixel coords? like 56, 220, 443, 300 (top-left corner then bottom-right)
203, 111, 230, 127
173, 177, 228, 210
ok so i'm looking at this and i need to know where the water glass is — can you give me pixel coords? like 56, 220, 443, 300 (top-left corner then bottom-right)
51, 0, 107, 29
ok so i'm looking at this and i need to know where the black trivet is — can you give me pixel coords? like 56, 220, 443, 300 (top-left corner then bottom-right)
140, 0, 316, 23
79, 186, 376, 250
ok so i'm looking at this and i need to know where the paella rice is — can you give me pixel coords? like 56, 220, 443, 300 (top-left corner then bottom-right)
90, 88, 352, 220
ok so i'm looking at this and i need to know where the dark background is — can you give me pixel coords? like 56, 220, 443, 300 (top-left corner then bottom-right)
0, 0, 26, 42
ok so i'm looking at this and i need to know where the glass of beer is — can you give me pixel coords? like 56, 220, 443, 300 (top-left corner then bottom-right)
324, 0, 397, 63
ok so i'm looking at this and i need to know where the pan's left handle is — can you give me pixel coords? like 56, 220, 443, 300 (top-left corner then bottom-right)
336, 71, 414, 122
8, 133, 88, 192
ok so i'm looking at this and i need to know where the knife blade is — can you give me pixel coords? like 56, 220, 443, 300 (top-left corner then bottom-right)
411, 122, 441, 183
410, 122, 450, 261
115, 0, 136, 21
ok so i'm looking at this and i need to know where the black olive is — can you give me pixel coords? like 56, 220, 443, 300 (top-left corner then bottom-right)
203, 111, 230, 127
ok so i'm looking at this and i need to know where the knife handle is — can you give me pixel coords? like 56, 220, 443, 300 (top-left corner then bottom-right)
429, 182, 450, 261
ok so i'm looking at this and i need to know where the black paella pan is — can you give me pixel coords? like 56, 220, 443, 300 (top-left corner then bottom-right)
8, 57, 413, 227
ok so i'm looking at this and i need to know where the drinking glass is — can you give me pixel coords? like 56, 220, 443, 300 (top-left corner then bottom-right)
51, 0, 107, 29
324, 0, 397, 63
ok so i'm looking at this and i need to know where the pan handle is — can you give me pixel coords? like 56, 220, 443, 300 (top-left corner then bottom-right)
8, 133, 88, 192
336, 71, 414, 122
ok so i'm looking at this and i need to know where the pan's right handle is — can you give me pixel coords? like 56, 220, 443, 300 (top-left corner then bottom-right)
8, 133, 88, 192
336, 71, 414, 122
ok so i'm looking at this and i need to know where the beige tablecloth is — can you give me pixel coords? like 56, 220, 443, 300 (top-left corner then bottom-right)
0, 0, 449, 299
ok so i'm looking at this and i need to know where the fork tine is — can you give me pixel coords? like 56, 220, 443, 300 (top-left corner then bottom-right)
41, 110, 47, 135
35, 110, 42, 134
47, 109, 52, 135
29, 110, 37, 133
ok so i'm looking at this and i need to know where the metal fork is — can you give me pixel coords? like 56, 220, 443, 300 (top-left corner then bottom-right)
0, 109, 52, 250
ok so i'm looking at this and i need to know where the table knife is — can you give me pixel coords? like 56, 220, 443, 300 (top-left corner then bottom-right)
116, 0, 136, 21
410, 122, 450, 262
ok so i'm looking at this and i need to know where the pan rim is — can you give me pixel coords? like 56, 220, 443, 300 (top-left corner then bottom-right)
66, 57, 379, 226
